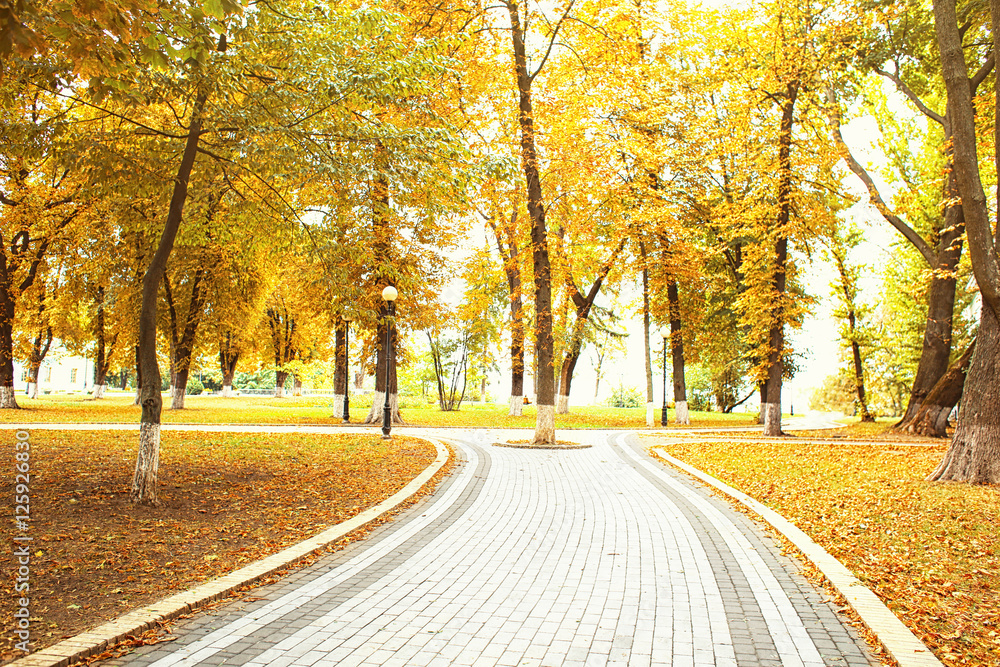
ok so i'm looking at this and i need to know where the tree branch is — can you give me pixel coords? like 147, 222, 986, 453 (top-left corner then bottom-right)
528, 0, 576, 83
824, 87, 937, 266
873, 65, 947, 127
970, 51, 995, 94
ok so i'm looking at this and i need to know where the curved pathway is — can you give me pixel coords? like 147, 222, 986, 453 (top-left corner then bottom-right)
104, 430, 875, 667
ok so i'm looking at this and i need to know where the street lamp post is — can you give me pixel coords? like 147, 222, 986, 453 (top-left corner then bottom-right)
661, 330, 669, 427
381, 285, 398, 440
342, 313, 353, 423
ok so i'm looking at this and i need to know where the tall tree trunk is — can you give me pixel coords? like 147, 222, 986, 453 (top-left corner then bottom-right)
0, 273, 19, 408
93, 286, 115, 400
169, 266, 205, 410
667, 280, 689, 425
909, 338, 975, 437
849, 311, 874, 422
763, 80, 799, 437
898, 202, 963, 426
642, 243, 654, 427
926, 0, 1000, 483
332, 320, 347, 418
164, 274, 178, 399
555, 324, 583, 414
364, 300, 402, 424
133, 344, 141, 405
292, 374, 303, 396
219, 331, 240, 398
506, 0, 556, 445
489, 210, 526, 417
274, 370, 289, 397
594, 345, 606, 403
929, 306, 999, 481
27, 326, 51, 399
267, 303, 296, 398
132, 84, 209, 506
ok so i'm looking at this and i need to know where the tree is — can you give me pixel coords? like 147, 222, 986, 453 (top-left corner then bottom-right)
824, 225, 874, 422
907, 338, 975, 437
133, 76, 213, 504
926, 0, 1000, 484
0, 73, 89, 408
481, 206, 528, 416
825, 70, 979, 428
14, 270, 54, 398
501, 0, 573, 445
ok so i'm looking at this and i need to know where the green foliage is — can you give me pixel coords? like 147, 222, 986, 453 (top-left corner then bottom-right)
185, 375, 204, 395
809, 372, 857, 415
234, 369, 276, 391
685, 365, 715, 412
398, 351, 437, 399
606, 383, 643, 408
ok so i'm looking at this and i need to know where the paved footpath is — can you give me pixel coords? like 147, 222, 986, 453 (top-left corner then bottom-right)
106, 430, 876, 667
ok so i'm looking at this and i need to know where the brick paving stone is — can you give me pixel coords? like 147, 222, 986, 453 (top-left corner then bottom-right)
115, 431, 879, 667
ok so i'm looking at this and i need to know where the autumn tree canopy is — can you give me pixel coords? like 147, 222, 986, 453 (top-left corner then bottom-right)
2, 0, 999, 485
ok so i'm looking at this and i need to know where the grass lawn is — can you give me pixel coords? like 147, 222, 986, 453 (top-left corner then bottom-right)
653, 437, 999, 667
0, 430, 441, 663
0, 393, 759, 430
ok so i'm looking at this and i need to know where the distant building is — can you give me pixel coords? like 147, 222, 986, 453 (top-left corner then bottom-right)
13, 343, 93, 395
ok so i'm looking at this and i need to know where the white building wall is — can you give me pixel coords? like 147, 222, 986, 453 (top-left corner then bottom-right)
13, 344, 92, 394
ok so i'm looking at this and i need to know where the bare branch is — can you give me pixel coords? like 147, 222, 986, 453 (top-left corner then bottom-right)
528, 0, 577, 83
873, 65, 946, 127
824, 86, 937, 266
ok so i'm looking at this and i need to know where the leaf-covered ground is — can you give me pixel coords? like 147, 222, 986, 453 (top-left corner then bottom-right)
0, 430, 440, 664
654, 437, 1000, 667
0, 394, 757, 430
785, 417, 944, 442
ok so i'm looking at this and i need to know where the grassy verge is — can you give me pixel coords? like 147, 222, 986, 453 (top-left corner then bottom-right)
784, 417, 945, 442
0, 394, 758, 430
654, 437, 999, 667
0, 429, 439, 664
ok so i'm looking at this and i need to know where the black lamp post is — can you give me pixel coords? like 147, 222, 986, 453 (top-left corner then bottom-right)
661, 330, 669, 427
342, 313, 353, 423
381, 285, 398, 440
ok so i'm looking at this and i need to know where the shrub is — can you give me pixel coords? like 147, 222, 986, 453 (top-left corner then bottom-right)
606, 383, 644, 408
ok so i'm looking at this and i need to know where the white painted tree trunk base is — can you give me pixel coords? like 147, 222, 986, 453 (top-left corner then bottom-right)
27, 382, 37, 399
221, 384, 234, 398
131, 422, 161, 505
534, 404, 556, 445
646, 402, 655, 427
274, 386, 285, 398
332, 394, 345, 419
763, 402, 782, 436
508, 395, 523, 416
556, 394, 570, 414
93, 384, 106, 399
364, 391, 403, 424
0, 386, 18, 409
171, 389, 185, 409
134, 390, 141, 405
675, 400, 690, 425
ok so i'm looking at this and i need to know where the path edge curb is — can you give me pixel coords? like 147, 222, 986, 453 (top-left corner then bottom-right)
651, 447, 943, 667
8, 437, 450, 667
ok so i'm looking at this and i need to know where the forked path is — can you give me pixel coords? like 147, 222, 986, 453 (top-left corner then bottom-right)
109, 431, 876, 667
